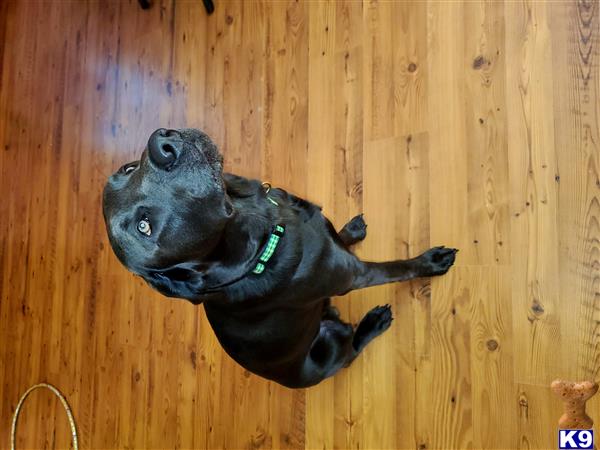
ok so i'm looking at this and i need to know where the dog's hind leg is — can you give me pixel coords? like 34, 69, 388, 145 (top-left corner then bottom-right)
322, 298, 341, 320
351, 304, 393, 355
293, 305, 394, 387
338, 214, 367, 246
351, 246, 458, 290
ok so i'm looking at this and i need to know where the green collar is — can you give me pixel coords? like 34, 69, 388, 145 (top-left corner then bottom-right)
252, 225, 285, 274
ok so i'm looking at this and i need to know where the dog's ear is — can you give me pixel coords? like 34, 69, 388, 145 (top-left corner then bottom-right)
145, 266, 207, 304
223, 173, 261, 198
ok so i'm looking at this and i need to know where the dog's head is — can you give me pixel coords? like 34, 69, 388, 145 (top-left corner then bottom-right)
103, 128, 234, 300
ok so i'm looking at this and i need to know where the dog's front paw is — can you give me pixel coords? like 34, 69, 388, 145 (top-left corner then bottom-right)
345, 214, 367, 239
419, 246, 458, 276
339, 214, 368, 246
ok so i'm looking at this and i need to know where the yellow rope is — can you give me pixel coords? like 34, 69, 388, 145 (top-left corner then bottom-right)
10, 383, 78, 450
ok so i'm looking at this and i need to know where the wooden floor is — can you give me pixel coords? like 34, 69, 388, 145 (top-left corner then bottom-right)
1, 0, 599, 448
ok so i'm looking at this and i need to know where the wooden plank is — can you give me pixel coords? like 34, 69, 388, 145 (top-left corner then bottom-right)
425, 267, 473, 450
464, 1, 511, 266
361, 136, 402, 450
360, 132, 430, 449
261, 0, 309, 196
516, 383, 563, 450
260, 2, 309, 448
550, 0, 600, 382
331, 2, 366, 449
505, 0, 562, 386
469, 266, 516, 449
305, 2, 337, 448
390, 1, 428, 138
427, 0, 469, 258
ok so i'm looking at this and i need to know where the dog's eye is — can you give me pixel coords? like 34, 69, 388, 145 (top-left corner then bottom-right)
121, 162, 138, 175
137, 218, 151, 236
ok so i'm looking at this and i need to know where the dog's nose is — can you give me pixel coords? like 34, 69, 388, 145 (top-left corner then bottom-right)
147, 128, 183, 169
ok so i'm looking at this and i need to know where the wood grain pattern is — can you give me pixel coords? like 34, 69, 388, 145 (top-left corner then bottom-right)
464, 1, 510, 266
506, 0, 562, 388
1, 1, 599, 449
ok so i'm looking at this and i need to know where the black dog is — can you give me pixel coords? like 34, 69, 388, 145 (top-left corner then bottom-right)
103, 128, 457, 388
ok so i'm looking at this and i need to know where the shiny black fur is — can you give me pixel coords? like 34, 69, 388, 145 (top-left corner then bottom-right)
103, 128, 457, 388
